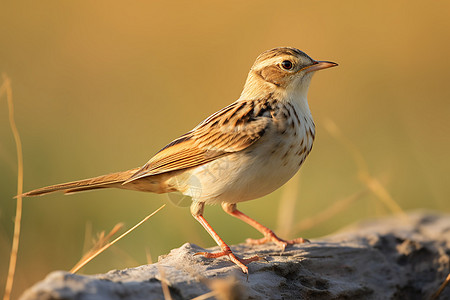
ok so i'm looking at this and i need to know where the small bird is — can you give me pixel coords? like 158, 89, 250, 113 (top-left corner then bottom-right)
22, 47, 337, 273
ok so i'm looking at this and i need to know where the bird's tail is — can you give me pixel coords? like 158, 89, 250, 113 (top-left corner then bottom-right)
20, 168, 141, 197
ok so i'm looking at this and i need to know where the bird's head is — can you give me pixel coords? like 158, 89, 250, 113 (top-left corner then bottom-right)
241, 47, 337, 99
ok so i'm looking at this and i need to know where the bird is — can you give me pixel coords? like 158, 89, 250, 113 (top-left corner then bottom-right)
21, 47, 337, 273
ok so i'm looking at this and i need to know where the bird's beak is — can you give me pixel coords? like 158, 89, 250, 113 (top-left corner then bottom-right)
303, 61, 338, 73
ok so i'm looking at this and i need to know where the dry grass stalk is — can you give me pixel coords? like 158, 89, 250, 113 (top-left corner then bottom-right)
276, 173, 300, 238
1, 74, 24, 300
166, 263, 242, 300
431, 273, 450, 300
204, 277, 244, 300
323, 119, 407, 220
294, 189, 367, 232
190, 291, 219, 300
95, 223, 124, 248
82, 222, 94, 255
70, 204, 166, 273
191, 276, 243, 300
157, 266, 173, 300
145, 247, 153, 264
71, 223, 124, 273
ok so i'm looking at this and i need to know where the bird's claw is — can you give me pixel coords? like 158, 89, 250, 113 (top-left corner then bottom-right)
194, 250, 264, 274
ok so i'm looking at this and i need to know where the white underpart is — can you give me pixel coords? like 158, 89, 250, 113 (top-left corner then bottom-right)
171, 74, 316, 205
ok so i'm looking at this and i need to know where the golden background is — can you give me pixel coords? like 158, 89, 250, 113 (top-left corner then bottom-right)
1, 1, 449, 297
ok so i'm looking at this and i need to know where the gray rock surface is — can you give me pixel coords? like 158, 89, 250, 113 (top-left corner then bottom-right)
20, 211, 450, 300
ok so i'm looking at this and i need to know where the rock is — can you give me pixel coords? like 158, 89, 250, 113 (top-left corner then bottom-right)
20, 211, 450, 300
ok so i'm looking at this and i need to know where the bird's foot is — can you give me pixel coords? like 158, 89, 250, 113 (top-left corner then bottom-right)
194, 249, 264, 273
246, 231, 310, 251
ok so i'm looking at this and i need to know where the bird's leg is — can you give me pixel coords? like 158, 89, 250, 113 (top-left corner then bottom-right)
191, 201, 262, 273
222, 203, 309, 251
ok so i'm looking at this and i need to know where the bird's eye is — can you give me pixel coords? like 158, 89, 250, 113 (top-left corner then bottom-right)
280, 60, 293, 70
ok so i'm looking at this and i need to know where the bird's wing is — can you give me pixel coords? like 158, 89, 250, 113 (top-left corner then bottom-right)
124, 100, 273, 183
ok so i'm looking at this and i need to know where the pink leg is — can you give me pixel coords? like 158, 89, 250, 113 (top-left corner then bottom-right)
222, 203, 309, 251
191, 202, 262, 273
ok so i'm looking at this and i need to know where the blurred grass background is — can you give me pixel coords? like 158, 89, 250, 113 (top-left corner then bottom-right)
1, 0, 449, 297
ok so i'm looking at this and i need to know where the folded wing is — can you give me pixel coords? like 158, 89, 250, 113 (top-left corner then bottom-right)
124, 99, 272, 183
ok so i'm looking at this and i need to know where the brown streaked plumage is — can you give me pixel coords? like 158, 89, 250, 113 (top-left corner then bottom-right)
21, 47, 337, 273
